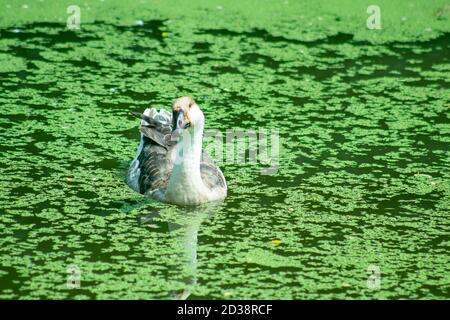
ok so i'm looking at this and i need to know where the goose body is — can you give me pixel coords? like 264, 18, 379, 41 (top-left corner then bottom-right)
127, 97, 227, 205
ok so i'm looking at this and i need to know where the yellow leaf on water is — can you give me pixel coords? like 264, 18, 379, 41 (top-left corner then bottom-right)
271, 239, 282, 245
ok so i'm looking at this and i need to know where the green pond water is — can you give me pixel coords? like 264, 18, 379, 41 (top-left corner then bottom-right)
0, 1, 449, 299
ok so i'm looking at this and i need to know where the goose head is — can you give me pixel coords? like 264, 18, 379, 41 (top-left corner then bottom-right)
172, 96, 204, 131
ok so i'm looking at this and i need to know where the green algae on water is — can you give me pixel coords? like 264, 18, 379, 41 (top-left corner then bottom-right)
0, 0, 449, 300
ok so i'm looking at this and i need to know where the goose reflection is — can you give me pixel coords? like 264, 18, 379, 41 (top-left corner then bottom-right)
140, 202, 221, 299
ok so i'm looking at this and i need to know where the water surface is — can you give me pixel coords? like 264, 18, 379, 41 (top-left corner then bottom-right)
0, 16, 449, 299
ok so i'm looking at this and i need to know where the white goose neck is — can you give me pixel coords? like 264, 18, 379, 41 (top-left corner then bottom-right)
165, 124, 210, 205
177, 124, 203, 167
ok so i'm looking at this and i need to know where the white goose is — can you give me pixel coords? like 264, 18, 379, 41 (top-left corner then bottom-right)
127, 97, 227, 205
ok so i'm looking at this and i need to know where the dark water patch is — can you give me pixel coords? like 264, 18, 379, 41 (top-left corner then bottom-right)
201, 28, 356, 47
210, 65, 240, 74
191, 42, 212, 52
120, 89, 158, 102
66, 57, 102, 69
113, 19, 166, 42
240, 53, 280, 70
8, 46, 49, 62
0, 22, 99, 45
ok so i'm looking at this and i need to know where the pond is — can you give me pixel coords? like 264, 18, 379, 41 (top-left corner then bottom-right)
0, 2, 449, 299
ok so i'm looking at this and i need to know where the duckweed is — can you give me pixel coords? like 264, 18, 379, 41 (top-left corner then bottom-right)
0, 0, 449, 299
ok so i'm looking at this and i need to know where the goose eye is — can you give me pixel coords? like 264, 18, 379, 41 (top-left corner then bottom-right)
178, 119, 182, 127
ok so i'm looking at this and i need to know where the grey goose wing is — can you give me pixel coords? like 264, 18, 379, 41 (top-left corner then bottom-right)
128, 108, 175, 195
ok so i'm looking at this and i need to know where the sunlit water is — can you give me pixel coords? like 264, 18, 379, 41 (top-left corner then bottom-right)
0, 21, 449, 299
